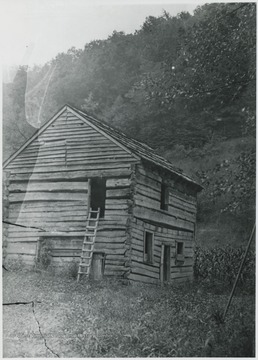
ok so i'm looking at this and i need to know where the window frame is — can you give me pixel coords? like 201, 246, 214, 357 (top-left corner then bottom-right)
175, 241, 185, 263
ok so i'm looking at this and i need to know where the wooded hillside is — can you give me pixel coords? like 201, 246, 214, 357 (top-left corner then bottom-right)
3, 3, 255, 247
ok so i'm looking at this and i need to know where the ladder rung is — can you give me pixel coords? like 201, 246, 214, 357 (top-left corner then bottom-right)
77, 208, 100, 281
79, 263, 91, 266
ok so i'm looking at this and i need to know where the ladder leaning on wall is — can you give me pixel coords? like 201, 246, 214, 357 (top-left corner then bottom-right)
77, 208, 100, 282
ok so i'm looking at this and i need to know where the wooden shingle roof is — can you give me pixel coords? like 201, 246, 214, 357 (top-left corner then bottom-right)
69, 105, 202, 191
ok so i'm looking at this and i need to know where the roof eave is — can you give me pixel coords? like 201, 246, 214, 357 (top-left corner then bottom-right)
141, 158, 203, 192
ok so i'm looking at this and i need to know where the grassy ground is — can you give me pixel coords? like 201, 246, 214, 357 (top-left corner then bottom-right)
3, 270, 255, 357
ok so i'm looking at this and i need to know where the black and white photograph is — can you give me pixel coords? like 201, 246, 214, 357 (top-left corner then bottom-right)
2, 0, 256, 357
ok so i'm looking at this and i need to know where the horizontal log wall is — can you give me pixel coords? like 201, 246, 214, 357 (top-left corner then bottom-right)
134, 164, 197, 231
128, 162, 197, 284
128, 218, 194, 284
4, 109, 137, 275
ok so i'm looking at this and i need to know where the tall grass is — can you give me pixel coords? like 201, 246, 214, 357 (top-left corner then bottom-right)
3, 269, 255, 357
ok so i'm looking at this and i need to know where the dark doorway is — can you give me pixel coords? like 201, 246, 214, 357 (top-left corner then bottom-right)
144, 231, 154, 263
90, 178, 106, 218
163, 245, 171, 281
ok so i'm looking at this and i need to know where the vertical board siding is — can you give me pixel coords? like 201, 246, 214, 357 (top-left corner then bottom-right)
4, 109, 135, 273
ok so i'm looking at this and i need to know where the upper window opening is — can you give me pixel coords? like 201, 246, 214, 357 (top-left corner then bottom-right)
160, 182, 169, 211
90, 178, 106, 218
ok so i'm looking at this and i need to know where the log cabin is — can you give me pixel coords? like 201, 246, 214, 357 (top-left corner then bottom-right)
3, 104, 202, 284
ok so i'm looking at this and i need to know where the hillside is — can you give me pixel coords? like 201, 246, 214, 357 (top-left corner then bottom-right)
3, 3, 256, 248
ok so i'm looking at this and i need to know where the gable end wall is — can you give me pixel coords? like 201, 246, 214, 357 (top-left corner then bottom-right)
4, 109, 138, 276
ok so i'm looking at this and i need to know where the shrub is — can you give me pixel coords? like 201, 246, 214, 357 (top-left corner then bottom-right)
68, 259, 79, 279
35, 239, 52, 270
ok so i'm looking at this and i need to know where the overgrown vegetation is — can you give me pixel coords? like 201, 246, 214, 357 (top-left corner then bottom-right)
3, 271, 255, 357
194, 246, 255, 294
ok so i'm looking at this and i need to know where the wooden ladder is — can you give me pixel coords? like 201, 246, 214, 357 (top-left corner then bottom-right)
77, 208, 100, 282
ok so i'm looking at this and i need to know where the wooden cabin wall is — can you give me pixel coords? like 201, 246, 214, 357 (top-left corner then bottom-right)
134, 164, 197, 232
49, 176, 133, 277
4, 109, 137, 274
128, 218, 194, 284
128, 163, 197, 284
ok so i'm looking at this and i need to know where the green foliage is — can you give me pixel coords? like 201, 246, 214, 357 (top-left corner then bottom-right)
197, 148, 255, 215
3, 4, 255, 150
194, 246, 255, 290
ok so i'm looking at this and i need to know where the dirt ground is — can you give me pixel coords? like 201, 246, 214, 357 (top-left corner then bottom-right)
3, 271, 89, 358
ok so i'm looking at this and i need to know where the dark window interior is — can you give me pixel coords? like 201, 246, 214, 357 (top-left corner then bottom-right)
176, 242, 184, 255
160, 182, 169, 211
90, 178, 106, 218
144, 231, 153, 263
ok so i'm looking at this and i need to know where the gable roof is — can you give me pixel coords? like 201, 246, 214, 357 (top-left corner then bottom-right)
3, 104, 202, 191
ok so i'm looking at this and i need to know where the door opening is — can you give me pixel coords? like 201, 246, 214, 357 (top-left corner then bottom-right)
163, 245, 171, 281
90, 178, 106, 218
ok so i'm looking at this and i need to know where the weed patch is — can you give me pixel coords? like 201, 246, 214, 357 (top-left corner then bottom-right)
194, 245, 255, 294
35, 239, 52, 270
3, 271, 255, 357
